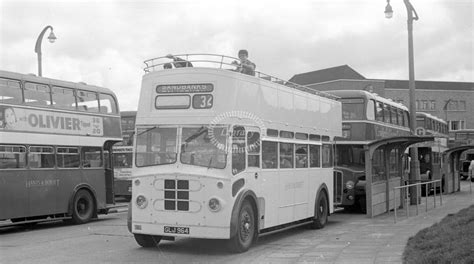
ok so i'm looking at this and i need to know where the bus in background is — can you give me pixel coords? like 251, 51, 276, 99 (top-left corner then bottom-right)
325, 90, 411, 212
129, 54, 341, 252
113, 111, 136, 200
452, 129, 474, 181
414, 112, 449, 193
0, 70, 122, 226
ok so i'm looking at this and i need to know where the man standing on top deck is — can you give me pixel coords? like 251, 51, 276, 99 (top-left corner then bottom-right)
232, 49, 256, 76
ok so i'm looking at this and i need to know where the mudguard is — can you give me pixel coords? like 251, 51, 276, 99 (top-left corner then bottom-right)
229, 189, 259, 238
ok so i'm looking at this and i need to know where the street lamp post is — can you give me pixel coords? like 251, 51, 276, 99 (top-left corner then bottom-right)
385, 0, 420, 205
34, 25, 57, 77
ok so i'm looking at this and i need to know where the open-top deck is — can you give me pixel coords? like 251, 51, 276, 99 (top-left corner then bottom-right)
143, 53, 339, 101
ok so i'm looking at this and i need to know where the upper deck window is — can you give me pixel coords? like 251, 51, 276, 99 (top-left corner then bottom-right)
0, 78, 22, 104
99, 93, 118, 114
24, 82, 51, 106
77, 90, 99, 112
52, 86, 76, 110
340, 98, 364, 120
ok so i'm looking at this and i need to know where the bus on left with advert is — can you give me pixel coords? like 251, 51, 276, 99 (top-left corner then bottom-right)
0, 70, 122, 226
128, 54, 342, 252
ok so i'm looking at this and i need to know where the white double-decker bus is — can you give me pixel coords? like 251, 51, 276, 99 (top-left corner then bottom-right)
129, 54, 341, 252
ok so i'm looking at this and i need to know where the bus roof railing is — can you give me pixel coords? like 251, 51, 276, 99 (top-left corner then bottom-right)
143, 53, 339, 101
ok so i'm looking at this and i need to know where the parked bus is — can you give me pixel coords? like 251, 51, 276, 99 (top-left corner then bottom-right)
414, 112, 449, 193
0, 70, 122, 226
128, 54, 341, 252
452, 129, 474, 180
324, 90, 411, 212
113, 111, 136, 200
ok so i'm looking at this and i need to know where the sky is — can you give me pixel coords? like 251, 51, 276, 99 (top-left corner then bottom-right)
0, 0, 473, 111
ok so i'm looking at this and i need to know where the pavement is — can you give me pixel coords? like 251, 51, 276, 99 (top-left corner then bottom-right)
242, 180, 474, 264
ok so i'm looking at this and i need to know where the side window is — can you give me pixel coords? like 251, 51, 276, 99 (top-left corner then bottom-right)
262, 141, 277, 169
295, 144, 308, 168
0, 145, 26, 169
24, 82, 51, 106
247, 131, 260, 168
0, 78, 22, 104
390, 107, 398, 124
28, 146, 55, 168
232, 126, 246, 175
309, 145, 321, 168
57, 147, 80, 168
366, 99, 375, 120
77, 90, 99, 112
322, 144, 333, 168
397, 109, 404, 126
279, 143, 293, 168
375, 101, 384, 122
99, 93, 118, 114
52, 86, 76, 110
383, 104, 391, 124
82, 147, 103, 168
404, 111, 410, 127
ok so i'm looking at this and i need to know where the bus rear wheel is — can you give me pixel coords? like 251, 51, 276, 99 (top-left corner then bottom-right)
228, 200, 256, 253
71, 189, 95, 224
134, 234, 162, 247
309, 191, 328, 229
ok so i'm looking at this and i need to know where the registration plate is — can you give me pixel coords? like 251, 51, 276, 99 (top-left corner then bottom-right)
164, 226, 190, 234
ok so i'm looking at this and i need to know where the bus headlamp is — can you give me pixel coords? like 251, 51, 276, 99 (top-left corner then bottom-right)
136, 195, 148, 209
208, 197, 222, 212
346, 181, 355, 190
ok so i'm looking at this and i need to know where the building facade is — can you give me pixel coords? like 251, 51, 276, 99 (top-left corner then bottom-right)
290, 65, 474, 138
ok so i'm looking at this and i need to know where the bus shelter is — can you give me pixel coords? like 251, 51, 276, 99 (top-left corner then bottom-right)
443, 145, 474, 193
364, 136, 434, 217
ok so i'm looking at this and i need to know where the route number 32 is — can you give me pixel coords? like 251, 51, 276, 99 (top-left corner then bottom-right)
193, 94, 213, 109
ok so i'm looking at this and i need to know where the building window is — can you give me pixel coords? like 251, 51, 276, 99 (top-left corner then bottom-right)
448, 120, 466, 131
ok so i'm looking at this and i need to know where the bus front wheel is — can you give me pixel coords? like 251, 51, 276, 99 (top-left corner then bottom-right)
228, 200, 256, 253
134, 234, 162, 247
309, 191, 328, 229
71, 189, 95, 224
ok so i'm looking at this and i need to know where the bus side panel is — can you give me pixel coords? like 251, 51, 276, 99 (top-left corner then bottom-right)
293, 170, 309, 221
258, 170, 279, 228
28, 169, 61, 217
278, 170, 294, 224
55, 169, 107, 213
0, 170, 28, 220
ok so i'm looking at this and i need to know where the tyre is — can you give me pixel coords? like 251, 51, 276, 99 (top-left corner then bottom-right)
134, 234, 162, 247
228, 200, 256, 253
309, 191, 328, 229
71, 189, 95, 224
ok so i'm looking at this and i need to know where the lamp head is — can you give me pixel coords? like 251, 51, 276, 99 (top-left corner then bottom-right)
384, 1, 393, 19
47, 30, 57, 43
